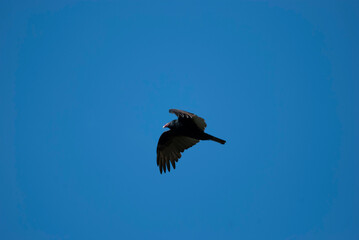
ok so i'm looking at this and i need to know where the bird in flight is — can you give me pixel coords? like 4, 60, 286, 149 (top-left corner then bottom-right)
157, 109, 226, 174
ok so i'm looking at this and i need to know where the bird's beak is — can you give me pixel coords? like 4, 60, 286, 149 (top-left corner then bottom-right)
163, 123, 169, 128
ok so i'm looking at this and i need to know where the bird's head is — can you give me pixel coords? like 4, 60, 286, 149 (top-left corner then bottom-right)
163, 120, 176, 129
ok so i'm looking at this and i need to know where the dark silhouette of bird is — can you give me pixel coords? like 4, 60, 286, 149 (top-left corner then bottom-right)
157, 109, 226, 174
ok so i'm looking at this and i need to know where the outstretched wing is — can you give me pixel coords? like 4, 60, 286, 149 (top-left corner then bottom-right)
169, 109, 207, 131
157, 130, 199, 174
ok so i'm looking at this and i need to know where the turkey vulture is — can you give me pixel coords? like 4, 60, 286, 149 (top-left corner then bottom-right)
157, 109, 226, 174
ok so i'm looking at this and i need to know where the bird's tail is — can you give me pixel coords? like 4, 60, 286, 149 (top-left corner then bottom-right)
203, 133, 226, 144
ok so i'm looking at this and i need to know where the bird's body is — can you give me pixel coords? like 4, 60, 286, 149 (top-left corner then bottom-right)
157, 109, 226, 174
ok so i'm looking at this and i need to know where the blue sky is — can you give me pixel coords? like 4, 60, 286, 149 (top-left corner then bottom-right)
1, 1, 358, 239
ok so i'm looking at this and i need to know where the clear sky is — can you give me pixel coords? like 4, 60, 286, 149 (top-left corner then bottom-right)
1, 1, 358, 239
